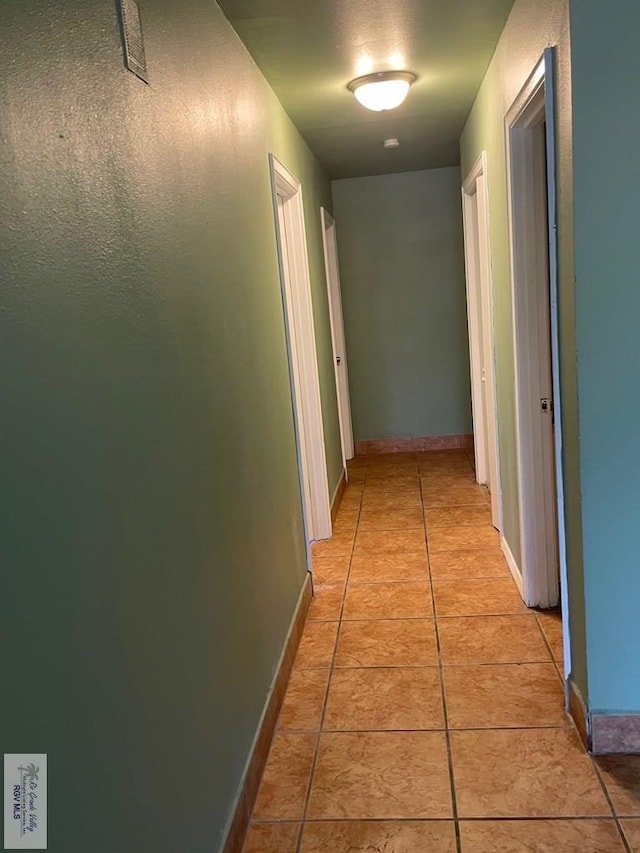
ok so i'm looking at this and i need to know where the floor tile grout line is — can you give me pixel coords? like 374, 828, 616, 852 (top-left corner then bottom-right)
309, 611, 537, 623
421, 472, 464, 853
295, 461, 368, 852
292, 818, 303, 852
252, 814, 627, 825
297, 659, 559, 671
532, 610, 566, 681
534, 612, 564, 674
436, 613, 544, 620
282, 723, 574, 734
296, 661, 569, 670
348, 574, 514, 582
591, 759, 633, 853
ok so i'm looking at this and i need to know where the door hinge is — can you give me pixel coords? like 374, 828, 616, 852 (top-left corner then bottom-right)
541, 398, 553, 413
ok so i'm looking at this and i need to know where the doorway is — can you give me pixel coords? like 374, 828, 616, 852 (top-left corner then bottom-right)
269, 155, 332, 543
320, 207, 354, 475
505, 50, 569, 660
462, 152, 502, 531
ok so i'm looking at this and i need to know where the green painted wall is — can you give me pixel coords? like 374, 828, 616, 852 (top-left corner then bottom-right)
331, 168, 472, 443
459, 0, 589, 699
571, 0, 640, 712
0, 1, 341, 850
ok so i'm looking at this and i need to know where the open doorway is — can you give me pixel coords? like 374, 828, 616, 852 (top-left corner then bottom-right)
462, 152, 502, 532
269, 155, 332, 543
505, 50, 570, 679
320, 207, 354, 475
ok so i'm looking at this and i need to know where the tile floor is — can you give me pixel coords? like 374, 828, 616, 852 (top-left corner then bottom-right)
243, 450, 640, 852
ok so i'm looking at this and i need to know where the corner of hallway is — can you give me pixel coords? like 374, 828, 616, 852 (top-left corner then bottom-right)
241, 450, 640, 853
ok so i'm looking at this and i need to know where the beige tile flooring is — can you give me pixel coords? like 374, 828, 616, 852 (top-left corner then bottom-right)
243, 450, 640, 852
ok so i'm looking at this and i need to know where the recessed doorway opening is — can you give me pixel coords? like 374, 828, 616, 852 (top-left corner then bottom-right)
505, 49, 570, 675
462, 151, 502, 533
320, 207, 354, 475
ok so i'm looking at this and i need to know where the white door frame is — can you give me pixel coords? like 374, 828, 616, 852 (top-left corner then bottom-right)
461, 152, 502, 531
320, 207, 354, 471
269, 154, 332, 542
505, 50, 569, 641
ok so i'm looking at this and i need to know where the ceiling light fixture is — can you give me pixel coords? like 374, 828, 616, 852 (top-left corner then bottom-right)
347, 71, 416, 112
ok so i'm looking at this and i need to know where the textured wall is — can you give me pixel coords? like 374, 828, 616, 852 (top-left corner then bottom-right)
331, 167, 472, 442
458, 0, 588, 696
0, 0, 341, 849
571, 0, 640, 712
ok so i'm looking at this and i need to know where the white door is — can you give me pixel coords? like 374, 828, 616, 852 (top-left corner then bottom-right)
270, 156, 332, 543
462, 153, 502, 531
320, 208, 354, 470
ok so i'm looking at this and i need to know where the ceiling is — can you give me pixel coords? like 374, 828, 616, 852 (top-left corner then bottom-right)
217, 0, 515, 179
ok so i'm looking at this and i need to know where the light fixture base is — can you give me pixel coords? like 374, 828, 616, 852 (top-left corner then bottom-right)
347, 70, 416, 92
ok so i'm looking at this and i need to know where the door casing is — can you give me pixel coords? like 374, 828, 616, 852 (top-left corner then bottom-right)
269, 154, 332, 543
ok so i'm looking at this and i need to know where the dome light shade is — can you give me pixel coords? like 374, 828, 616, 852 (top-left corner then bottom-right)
348, 71, 416, 112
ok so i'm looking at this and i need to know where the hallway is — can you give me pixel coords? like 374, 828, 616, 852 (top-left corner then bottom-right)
243, 450, 638, 852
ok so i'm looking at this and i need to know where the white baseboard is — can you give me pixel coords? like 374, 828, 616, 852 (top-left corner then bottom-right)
501, 535, 524, 599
